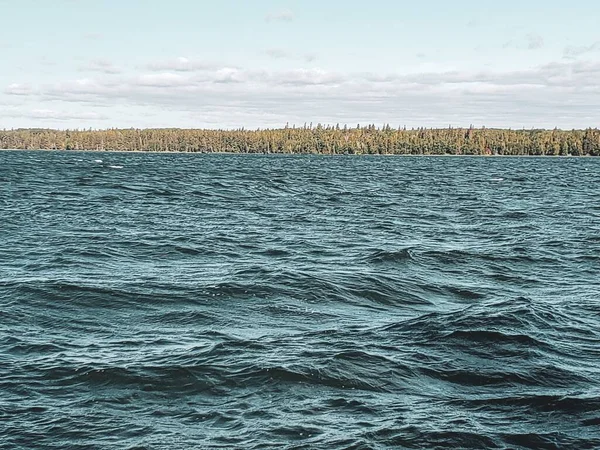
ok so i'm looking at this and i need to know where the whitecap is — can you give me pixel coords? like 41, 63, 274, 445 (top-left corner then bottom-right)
109, 165, 123, 169
94, 159, 103, 163
491, 178, 504, 182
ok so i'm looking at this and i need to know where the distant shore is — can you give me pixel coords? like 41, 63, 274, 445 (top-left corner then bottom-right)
1, 126, 599, 156
1, 148, 597, 157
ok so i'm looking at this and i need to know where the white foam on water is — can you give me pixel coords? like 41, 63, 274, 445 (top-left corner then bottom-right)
94, 159, 103, 163
109, 165, 123, 169
491, 178, 504, 182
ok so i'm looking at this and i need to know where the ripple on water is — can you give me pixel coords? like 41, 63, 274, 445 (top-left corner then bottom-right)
1, 151, 600, 449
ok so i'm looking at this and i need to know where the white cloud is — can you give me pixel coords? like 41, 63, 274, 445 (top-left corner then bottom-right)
29, 109, 108, 120
504, 33, 544, 50
5, 83, 33, 95
564, 41, 600, 59
146, 57, 219, 72
526, 33, 544, 50
271, 69, 345, 86
266, 10, 294, 22
265, 48, 289, 59
0, 107, 108, 121
264, 49, 318, 63
81, 59, 122, 74
4, 58, 600, 129
137, 73, 189, 87
304, 53, 317, 63
213, 68, 247, 84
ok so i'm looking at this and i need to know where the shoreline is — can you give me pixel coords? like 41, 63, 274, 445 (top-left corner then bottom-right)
0, 148, 597, 158
3, 127, 597, 157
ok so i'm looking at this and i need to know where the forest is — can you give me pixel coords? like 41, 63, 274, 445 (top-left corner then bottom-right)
1, 126, 599, 156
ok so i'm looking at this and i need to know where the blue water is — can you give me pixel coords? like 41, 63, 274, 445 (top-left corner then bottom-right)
1, 151, 600, 449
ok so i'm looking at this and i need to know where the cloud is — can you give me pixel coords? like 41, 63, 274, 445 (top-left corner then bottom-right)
503, 33, 544, 50
4, 58, 600, 129
0, 108, 108, 121
273, 69, 345, 86
265, 48, 289, 59
137, 73, 190, 87
28, 109, 108, 121
145, 57, 219, 72
266, 10, 294, 22
526, 33, 544, 50
81, 59, 122, 74
264, 49, 318, 63
564, 41, 600, 59
304, 53, 317, 63
213, 68, 247, 84
4, 83, 33, 95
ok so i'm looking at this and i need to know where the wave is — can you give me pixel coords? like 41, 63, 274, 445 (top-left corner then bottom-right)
2, 152, 599, 448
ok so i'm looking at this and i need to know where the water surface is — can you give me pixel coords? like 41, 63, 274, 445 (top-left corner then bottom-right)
1, 151, 599, 449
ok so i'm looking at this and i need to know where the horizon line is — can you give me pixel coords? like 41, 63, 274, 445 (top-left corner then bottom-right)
3, 125, 599, 132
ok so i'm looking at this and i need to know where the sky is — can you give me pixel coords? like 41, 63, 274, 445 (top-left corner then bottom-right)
1, 0, 599, 130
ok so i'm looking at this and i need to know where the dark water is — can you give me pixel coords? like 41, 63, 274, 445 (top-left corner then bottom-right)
1, 151, 600, 449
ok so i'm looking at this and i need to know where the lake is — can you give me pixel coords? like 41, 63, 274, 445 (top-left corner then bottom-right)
1, 151, 599, 449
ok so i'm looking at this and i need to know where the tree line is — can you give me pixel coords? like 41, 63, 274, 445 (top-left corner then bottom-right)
1, 125, 599, 156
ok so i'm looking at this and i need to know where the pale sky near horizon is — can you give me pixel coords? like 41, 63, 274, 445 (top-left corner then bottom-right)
1, 0, 599, 129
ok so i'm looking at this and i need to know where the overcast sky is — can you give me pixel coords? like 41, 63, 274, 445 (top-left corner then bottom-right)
1, 0, 599, 129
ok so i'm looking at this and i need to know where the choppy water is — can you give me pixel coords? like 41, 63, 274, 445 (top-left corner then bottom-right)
1, 151, 600, 449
